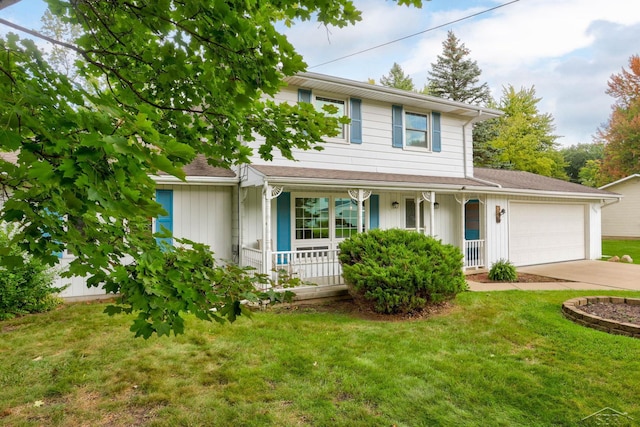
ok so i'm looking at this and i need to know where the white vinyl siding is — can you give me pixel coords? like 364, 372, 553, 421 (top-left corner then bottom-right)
157, 184, 234, 260
601, 177, 640, 238
249, 87, 467, 178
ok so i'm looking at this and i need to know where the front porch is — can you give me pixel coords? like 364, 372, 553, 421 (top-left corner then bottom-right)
239, 165, 492, 291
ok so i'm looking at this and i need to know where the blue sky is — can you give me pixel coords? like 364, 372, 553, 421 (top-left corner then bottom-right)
3, 0, 640, 147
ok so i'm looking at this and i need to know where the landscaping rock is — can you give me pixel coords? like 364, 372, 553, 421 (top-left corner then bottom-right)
621, 254, 634, 263
608, 255, 620, 262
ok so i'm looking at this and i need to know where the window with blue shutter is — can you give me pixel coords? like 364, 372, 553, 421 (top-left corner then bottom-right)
350, 98, 362, 144
155, 189, 173, 247
392, 105, 403, 148
432, 112, 441, 152
298, 88, 312, 103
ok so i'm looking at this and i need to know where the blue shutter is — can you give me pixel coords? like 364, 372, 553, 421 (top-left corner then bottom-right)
276, 192, 291, 251
350, 98, 362, 144
392, 105, 403, 148
298, 89, 312, 103
369, 195, 379, 229
432, 112, 441, 152
155, 189, 173, 247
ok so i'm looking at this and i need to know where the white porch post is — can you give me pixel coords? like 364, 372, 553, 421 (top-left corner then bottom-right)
429, 191, 435, 237
348, 189, 372, 232
262, 182, 283, 275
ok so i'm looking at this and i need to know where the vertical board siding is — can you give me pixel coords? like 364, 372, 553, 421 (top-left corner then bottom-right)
158, 184, 233, 260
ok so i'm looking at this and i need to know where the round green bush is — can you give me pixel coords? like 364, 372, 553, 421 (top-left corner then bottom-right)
488, 259, 518, 282
338, 229, 467, 314
0, 226, 63, 320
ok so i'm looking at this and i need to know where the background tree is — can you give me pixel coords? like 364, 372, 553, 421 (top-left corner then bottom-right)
0, 0, 423, 337
560, 142, 604, 184
597, 54, 640, 184
39, 9, 84, 80
379, 62, 415, 91
475, 85, 566, 178
425, 30, 491, 105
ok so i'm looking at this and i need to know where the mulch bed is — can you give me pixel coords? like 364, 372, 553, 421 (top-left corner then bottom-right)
466, 272, 569, 283
579, 302, 640, 325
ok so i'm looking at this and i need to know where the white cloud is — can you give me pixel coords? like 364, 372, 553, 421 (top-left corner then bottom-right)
281, 0, 640, 146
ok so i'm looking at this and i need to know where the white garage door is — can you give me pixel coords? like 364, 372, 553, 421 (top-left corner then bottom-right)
509, 203, 585, 266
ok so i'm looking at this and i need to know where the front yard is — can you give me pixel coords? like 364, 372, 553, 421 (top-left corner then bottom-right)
2, 291, 640, 426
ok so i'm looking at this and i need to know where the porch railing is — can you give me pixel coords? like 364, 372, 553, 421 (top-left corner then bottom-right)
272, 248, 343, 286
464, 239, 485, 269
241, 247, 263, 272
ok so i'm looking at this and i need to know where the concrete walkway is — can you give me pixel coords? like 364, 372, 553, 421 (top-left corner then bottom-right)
467, 260, 640, 292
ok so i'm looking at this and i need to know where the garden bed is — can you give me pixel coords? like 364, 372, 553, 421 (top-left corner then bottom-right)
562, 296, 640, 338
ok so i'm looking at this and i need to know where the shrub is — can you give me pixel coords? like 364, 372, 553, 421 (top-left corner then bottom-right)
338, 229, 467, 314
0, 226, 63, 320
488, 259, 518, 282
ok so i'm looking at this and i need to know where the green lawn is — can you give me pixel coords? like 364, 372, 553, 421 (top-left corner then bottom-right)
2, 292, 640, 426
602, 239, 640, 263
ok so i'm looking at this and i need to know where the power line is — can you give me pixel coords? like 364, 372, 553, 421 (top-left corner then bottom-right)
309, 0, 521, 69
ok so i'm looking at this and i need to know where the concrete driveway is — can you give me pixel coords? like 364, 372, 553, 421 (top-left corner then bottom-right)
468, 260, 640, 292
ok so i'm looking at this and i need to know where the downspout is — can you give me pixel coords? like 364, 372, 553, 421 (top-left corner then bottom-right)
462, 110, 484, 179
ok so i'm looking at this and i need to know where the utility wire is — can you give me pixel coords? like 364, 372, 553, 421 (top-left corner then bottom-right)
309, 0, 521, 69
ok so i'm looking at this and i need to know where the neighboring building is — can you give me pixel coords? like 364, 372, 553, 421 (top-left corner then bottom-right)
4, 72, 622, 299
600, 174, 640, 238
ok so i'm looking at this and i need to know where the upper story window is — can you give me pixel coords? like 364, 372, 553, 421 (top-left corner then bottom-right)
298, 88, 362, 144
392, 105, 441, 152
315, 96, 346, 139
405, 112, 429, 148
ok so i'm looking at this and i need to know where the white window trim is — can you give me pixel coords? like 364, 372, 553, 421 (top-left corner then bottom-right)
313, 93, 349, 144
403, 110, 432, 152
291, 193, 369, 250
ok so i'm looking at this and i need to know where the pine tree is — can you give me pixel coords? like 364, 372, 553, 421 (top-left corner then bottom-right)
380, 62, 415, 91
426, 30, 491, 105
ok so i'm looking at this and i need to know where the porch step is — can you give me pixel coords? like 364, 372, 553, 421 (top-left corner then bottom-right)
292, 284, 350, 302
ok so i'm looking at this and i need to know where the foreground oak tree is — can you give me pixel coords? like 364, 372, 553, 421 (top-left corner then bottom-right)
0, 0, 422, 337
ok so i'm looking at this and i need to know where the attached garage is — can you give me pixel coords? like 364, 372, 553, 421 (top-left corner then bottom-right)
509, 202, 586, 266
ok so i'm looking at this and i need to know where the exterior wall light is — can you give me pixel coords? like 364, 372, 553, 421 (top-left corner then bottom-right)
392, 201, 399, 209
496, 206, 506, 223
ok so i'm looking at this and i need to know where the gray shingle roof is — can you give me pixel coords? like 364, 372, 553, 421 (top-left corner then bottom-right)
250, 165, 489, 187
161, 155, 236, 178
250, 164, 619, 198
473, 168, 616, 196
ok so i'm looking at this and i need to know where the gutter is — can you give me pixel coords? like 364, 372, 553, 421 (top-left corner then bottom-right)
151, 175, 239, 186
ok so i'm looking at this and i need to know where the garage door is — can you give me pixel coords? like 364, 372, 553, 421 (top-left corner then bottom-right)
509, 203, 585, 266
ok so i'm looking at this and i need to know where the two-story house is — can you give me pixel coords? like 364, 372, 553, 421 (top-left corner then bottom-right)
61, 72, 619, 300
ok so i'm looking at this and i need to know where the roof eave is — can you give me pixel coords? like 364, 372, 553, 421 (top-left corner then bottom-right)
151, 175, 238, 186
285, 72, 503, 120
599, 174, 640, 190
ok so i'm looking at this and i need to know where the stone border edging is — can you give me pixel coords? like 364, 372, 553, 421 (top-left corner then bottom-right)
562, 296, 640, 338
